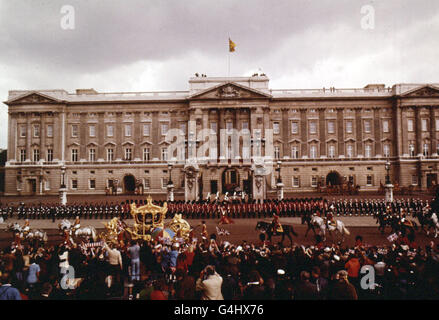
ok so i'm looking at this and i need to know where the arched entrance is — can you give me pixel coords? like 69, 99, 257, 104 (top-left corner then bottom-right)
123, 174, 136, 194
222, 168, 240, 194
326, 171, 342, 186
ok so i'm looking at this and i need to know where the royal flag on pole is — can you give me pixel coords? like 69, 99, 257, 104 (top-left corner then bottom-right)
229, 38, 236, 52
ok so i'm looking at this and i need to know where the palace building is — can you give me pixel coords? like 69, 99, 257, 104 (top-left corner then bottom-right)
4, 75, 439, 200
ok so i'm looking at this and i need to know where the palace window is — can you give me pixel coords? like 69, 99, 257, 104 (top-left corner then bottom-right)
161, 148, 168, 161
19, 125, 26, 137
422, 119, 428, 132
143, 148, 151, 161
47, 124, 53, 137
328, 145, 336, 158
364, 120, 371, 133
89, 125, 96, 137
107, 148, 114, 161
291, 146, 299, 159
327, 121, 335, 134
407, 119, 414, 132
33, 149, 40, 162
411, 175, 418, 185
274, 146, 280, 159
382, 120, 389, 133
47, 149, 53, 162
71, 125, 78, 137
423, 143, 429, 157
383, 144, 390, 157
311, 176, 318, 187
107, 125, 114, 137
143, 123, 151, 136
365, 144, 372, 158
309, 121, 317, 134
346, 144, 354, 158
226, 122, 233, 134
179, 123, 187, 134
71, 179, 78, 189
292, 176, 300, 187
124, 148, 132, 160
409, 143, 415, 157
20, 149, 26, 162
89, 179, 96, 189
210, 122, 217, 132
161, 123, 169, 136
291, 121, 299, 134
144, 178, 151, 189
273, 122, 280, 134
125, 124, 132, 137
346, 121, 353, 133
71, 149, 78, 162
310, 145, 317, 159
161, 177, 168, 188
366, 175, 373, 186
33, 124, 40, 138
89, 149, 96, 162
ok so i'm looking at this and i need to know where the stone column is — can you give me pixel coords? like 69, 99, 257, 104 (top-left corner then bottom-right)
79, 112, 87, 160
151, 111, 159, 160
355, 108, 363, 156
300, 109, 308, 157
115, 112, 123, 160
337, 108, 344, 157
318, 108, 326, 157
97, 112, 105, 160
282, 109, 289, 158
39, 113, 45, 163
8, 113, 16, 162
415, 107, 422, 156
373, 107, 382, 157
430, 106, 437, 156
134, 111, 141, 160
26, 113, 31, 161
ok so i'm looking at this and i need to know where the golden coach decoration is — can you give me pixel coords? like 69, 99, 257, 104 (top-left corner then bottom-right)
126, 196, 167, 241
100, 218, 126, 244
167, 214, 192, 240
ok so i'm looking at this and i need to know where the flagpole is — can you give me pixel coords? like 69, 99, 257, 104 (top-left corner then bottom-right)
228, 36, 231, 77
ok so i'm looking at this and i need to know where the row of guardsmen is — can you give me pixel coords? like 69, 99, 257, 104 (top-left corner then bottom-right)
0, 197, 431, 221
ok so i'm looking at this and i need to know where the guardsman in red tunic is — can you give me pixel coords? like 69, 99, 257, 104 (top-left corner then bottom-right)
272, 212, 283, 233
219, 206, 234, 224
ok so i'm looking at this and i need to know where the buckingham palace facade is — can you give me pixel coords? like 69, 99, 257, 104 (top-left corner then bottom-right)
4, 75, 439, 200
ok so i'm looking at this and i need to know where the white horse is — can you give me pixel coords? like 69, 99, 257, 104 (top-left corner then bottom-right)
310, 215, 350, 242
59, 219, 97, 241
25, 229, 48, 242
428, 212, 439, 238
74, 226, 97, 241
7, 223, 47, 242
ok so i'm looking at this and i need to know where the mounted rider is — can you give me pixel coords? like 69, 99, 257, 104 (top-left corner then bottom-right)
272, 212, 283, 233
326, 206, 336, 228
73, 216, 81, 231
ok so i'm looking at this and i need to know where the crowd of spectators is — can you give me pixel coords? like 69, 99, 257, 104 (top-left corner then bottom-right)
1, 232, 439, 300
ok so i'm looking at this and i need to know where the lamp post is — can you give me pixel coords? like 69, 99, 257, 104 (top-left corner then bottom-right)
167, 162, 174, 202
59, 165, 67, 205
384, 159, 394, 203
276, 160, 284, 200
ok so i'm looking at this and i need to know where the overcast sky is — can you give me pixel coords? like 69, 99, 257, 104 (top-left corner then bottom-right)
1, 0, 439, 148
